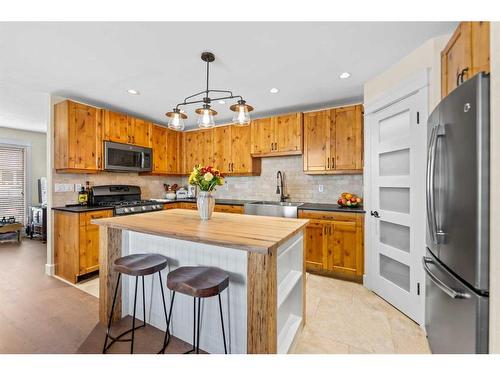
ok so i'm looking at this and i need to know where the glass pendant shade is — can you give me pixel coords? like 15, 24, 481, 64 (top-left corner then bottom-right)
166, 109, 186, 131
195, 106, 217, 128
230, 100, 253, 126
232, 104, 251, 125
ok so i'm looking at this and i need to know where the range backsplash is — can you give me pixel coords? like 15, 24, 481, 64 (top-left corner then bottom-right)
52, 156, 363, 207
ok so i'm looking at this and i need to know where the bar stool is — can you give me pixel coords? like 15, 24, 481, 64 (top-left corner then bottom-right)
164, 266, 229, 354
102, 253, 170, 354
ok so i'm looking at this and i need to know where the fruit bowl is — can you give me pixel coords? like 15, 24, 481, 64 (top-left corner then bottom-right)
337, 192, 362, 208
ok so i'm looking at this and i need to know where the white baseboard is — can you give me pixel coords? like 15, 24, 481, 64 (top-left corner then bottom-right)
45, 263, 55, 276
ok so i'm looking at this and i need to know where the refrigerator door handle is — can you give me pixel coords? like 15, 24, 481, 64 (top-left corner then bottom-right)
428, 124, 447, 244
422, 256, 471, 299
426, 126, 438, 243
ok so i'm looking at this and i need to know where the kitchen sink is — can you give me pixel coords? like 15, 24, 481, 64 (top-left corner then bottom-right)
244, 201, 303, 218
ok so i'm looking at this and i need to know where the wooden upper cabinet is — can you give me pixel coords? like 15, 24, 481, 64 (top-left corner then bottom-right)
166, 129, 182, 174
103, 110, 130, 144
251, 113, 302, 157
441, 21, 490, 98
209, 125, 260, 175
274, 113, 303, 153
151, 124, 167, 173
213, 125, 232, 173
303, 105, 363, 174
130, 118, 152, 148
303, 110, 330, 172
231, 125, 260, 175
333, 105, 363, 171
103, 110, 152, 147
251, 117, 274, 155
183, 129, 213, 172
54, 100, 103, 173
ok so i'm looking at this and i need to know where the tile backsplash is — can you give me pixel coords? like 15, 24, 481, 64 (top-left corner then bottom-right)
52, 156, 363, 207
204, 156, 363, 203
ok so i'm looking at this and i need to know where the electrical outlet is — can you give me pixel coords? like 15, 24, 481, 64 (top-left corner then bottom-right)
318, 184, 324, 193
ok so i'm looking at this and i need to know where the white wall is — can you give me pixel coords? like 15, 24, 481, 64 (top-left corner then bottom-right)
364, 34, 450, 113
0, 126, 47, 205
489, 22, 500, 354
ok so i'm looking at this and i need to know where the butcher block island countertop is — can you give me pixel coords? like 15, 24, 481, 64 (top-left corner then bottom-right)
93, 209, 309, 354
92, 208, 308, 253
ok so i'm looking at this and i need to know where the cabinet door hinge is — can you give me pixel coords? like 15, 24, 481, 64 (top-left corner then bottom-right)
417, 282, 421, 296
417, 111, 420, 124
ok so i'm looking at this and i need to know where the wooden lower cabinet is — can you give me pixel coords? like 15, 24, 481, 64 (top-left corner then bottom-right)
163, 202, 243, 214
299, 210, 364, 282
54, 209, 112, 283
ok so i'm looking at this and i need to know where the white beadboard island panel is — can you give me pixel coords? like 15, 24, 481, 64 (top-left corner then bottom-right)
122, 231, 248, 354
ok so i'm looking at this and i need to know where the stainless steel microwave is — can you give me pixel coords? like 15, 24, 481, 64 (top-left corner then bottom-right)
104, 141, 152, 172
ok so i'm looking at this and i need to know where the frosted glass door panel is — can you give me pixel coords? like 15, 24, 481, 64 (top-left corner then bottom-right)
378, 110, 410, 143
380, 254, 410, 292
380, 220, 410, 252
379, 187, 410, 214
379, 148, 410, 176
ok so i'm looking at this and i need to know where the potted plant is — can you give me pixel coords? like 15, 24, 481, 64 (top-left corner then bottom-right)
188, 165, 225, 220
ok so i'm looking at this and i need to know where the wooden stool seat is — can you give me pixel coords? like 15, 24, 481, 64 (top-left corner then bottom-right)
167, 266, 229, 298
113, 253, 168, 276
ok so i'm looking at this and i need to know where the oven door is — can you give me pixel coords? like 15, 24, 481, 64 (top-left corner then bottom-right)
104, 141, 152, 172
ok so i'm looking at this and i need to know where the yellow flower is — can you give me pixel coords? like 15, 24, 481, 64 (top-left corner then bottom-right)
188, 171, 197, 184
204, 172, 214, 182
218, 178, 225, 186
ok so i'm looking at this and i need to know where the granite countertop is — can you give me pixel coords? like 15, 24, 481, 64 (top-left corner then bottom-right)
298, 203, 365, 214
52, 205, 114, 213
53, 199, 365, 214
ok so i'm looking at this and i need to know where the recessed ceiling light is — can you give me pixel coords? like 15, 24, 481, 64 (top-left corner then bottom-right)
218, 100, 225, 104
127, 89, 140, 95
339, 72, 351, 79
270, 88, 279, 94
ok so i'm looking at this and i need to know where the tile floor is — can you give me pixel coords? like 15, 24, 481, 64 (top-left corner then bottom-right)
75, 277, 99, 298
291, 273, 430, 354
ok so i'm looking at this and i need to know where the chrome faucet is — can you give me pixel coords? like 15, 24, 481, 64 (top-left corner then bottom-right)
276, 171, 289, 202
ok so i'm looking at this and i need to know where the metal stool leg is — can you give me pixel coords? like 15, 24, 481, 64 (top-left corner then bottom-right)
103, 272, 121, 353
196, 297, 201, 354
142, 275, 146, 324
162, 290, 175, 352
218, 293, 228, 354
158, 271, 171, 353
130, 276, 139, 354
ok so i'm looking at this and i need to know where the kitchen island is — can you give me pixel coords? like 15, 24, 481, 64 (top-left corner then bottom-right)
93, 209, 308, 354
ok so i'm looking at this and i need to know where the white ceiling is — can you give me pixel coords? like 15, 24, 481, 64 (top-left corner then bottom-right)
0, 22, 457, 131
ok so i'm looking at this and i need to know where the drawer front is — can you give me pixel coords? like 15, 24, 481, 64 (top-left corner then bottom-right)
214, 205, 243, 214
298, 210, 362, 223
179, 202, 197, 210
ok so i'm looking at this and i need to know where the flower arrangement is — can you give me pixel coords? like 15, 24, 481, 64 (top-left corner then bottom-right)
188, 165, 225, 192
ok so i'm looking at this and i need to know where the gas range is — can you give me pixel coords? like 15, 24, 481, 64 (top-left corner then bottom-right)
89, 185, 163, 216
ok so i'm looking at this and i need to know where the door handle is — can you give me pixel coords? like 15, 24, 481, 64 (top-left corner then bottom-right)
427, 124, 446, 244
331, 157, 335, 169
370, 211, 380, 218
327, 158, 330, 169
422, 257, 471, 299
140, 152, 145, 169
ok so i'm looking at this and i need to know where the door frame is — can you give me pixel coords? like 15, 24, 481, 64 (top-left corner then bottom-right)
363, 69, 429, 326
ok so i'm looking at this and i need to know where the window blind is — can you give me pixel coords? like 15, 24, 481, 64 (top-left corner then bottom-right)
0, 146, 26, 224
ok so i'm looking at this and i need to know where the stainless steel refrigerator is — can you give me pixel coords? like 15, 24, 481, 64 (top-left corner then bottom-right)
424, 72, 489, 354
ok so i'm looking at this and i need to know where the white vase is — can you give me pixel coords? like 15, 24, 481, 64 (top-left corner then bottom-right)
197, 191, 215, 220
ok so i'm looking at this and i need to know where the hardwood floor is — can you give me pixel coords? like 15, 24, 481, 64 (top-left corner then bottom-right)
0, 240, 99, 353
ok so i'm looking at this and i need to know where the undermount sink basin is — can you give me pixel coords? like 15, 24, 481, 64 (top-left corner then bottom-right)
244, 201, 303, 218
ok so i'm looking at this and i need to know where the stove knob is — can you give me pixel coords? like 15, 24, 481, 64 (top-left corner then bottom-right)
142, 206, 147, 211
124, 208, 130, 213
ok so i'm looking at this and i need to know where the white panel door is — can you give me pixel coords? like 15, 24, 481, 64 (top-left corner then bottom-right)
368, 89, 426, 323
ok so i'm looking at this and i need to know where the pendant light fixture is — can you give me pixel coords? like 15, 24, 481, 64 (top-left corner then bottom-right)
166, 52, 254, 130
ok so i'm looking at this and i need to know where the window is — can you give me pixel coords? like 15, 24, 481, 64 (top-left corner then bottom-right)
0, 145, 26, 224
